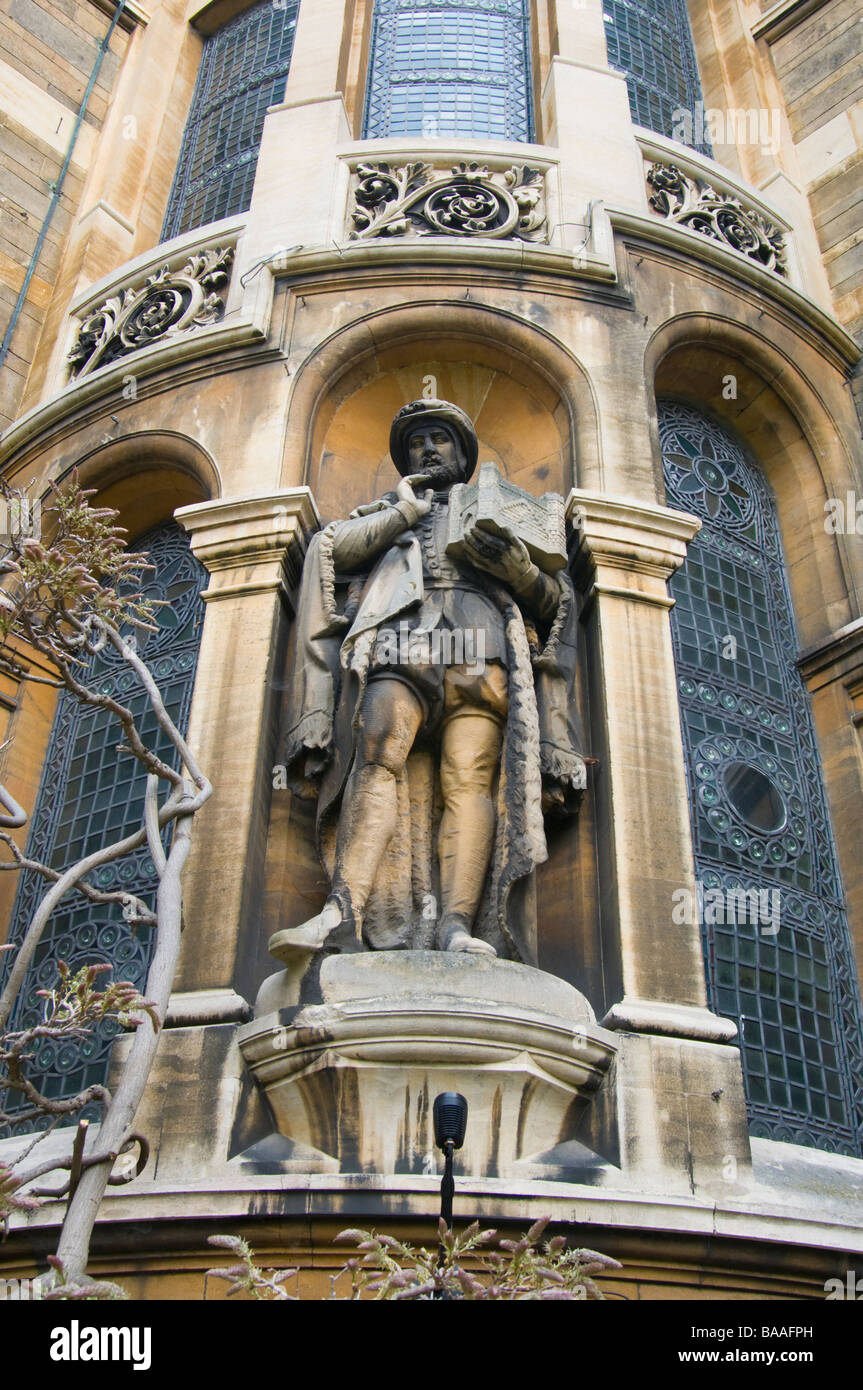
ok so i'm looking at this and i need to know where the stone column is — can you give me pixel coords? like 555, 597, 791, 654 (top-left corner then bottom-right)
569, 489, 752, 1193
172, 490, 319, 1018
543, 0, 647, 227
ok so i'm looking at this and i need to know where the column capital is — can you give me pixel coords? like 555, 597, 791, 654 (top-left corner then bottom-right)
175, 489, 320, 603
566, 489, 701, 605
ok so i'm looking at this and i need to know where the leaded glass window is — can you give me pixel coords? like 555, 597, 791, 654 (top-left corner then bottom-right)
363, 0, 532, 142
603, 0, 710, 154
661, 402, 863, 1156
0, 523, 206, 1134
162, 1, 300, 240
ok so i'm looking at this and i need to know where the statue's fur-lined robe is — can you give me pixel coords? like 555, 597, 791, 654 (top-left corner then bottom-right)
284, 501, 586, 965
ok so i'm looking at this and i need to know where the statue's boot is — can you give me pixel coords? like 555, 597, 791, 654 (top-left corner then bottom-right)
436, 912, 497, 956
268, 898, 361, 964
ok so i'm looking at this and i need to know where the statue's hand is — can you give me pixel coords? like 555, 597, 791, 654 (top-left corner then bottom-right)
395, 474, 434, 527
462, 522, 535, 590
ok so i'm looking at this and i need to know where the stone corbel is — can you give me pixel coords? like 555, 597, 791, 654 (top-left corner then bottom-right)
567, 489, 701, 607
175, 489, 320, 608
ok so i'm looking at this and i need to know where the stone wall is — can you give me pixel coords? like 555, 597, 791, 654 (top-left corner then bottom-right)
764, 0, 863, 412
0, 0, 130, 428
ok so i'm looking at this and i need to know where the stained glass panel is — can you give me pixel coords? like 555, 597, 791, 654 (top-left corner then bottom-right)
363, 0, 532, 141
162, 1, 299, 239
661, 401, 863, 1156
603, 0, 710, 154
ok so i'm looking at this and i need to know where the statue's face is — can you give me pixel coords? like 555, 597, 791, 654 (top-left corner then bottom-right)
406, 421, 466, 489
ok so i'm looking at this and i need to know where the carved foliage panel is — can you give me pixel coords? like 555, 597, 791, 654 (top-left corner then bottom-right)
349, 160, 547, 242
646, 162, 788, 277
67, 247, 235, 380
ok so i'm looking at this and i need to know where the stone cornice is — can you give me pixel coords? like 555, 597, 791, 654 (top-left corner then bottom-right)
187, 0, 260, 34
88, 0, 149, 30
601, 997, 738, 1044
751, 0, 831, 41
609, 210, 859, 369
5, 1152, 862, 1259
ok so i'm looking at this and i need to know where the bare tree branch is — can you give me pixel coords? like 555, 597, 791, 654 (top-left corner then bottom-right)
0, 475, 212, 1288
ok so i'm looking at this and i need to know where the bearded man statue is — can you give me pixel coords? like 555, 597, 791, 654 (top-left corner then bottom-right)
270, 399, 587, 966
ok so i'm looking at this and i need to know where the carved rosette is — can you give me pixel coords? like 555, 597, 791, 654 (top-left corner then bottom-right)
67, 246, 235, 379
349, 161, 547, 242
645, 163, 788, 278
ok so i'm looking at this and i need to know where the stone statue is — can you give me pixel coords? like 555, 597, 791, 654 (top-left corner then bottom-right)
270, 399, 587, 967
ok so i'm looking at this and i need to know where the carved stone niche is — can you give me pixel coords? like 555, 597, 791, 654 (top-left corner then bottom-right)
238, 954, 616, 1180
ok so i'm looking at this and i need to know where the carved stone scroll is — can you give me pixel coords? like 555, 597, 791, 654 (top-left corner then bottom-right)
67, 246, 235, 379
349, 161, 547, 242
645, 162, 788, 278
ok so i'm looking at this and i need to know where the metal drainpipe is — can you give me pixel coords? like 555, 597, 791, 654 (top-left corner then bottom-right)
0, 0, 128, 372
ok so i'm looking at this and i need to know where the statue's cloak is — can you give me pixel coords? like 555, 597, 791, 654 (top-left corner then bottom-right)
284, 513, 586, 965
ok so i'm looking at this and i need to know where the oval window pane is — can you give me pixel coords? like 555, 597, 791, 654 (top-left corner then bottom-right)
723, 762, 787, 834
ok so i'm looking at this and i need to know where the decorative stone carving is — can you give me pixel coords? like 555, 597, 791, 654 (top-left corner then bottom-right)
447, 461, 567, 574
349, 161, 547, 241
67, 246, 235, 379
645, 163, 788, 277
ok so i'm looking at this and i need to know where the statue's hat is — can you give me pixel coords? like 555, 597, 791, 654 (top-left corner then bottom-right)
389, 399, 478, 481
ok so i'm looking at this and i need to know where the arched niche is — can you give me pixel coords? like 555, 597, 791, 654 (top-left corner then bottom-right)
308, 344, 572, 523
57, 431, 220, 538
647, 318, 861, 650
0, 431, 218, 930
268, 311, 602, 1002
282, 302, 599, 519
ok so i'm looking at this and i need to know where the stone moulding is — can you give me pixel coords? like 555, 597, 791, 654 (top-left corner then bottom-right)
349, 160, 547, 242
66, 245, 235, 379
645, 161, 788, 278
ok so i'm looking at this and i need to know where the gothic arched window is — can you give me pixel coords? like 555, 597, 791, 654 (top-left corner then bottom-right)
660, 400, 863, 1157
162, 0, 300, 240
603, 0, 709, 154
0, 522, 206, 1133
363, 0, 533, 142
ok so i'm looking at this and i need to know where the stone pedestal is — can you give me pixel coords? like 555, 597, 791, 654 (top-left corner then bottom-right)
238, 953, 616, 1180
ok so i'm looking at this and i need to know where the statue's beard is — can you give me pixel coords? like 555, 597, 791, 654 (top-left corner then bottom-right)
419, 453, 464, 489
